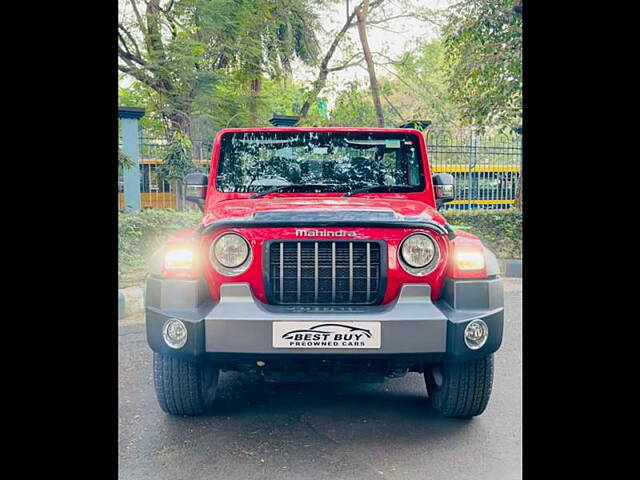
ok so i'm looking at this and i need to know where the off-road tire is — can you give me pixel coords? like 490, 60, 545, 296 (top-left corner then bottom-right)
425, 355, 494, 418
153, 353, 219, 416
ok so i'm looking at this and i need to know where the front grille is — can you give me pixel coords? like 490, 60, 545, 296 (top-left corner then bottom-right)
267, 241, 384, 305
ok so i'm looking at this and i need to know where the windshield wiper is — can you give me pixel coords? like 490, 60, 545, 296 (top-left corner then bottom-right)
250, 184, 333, 199
342, 185, 415, 197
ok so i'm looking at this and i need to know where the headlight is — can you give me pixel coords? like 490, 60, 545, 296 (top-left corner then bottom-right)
399, 233, 439, 275
210, 233, 251, 275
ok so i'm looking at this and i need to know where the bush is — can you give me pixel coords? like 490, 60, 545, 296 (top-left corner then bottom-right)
441, 209, 522, 259
118, 209, 201, 282
118, 207, 521, 286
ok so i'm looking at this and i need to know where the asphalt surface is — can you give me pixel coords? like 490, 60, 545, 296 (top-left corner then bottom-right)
118, 278, 522, 480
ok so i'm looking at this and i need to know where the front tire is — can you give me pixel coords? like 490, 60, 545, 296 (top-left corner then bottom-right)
153, 353, 219, 416
425, 355, 494, 418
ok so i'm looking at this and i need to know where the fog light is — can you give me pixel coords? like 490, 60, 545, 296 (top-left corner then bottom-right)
162, 318, 188, 349
464, 319, 488, 350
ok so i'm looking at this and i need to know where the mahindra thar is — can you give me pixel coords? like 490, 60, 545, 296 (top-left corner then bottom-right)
145, 126, 503, 418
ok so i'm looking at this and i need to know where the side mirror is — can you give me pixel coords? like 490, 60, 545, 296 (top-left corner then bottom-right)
432, 173, 455, 209
185, 173, 208, 211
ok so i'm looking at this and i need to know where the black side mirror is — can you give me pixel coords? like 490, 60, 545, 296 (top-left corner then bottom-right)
432, 173, 455, 209
185, 173, 208, 211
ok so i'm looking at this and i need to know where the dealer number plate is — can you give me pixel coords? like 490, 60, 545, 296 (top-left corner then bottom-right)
272, 321, 381, 349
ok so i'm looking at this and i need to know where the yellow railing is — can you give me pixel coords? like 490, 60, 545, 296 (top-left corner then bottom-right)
120, 160, 518, 210
118, 192, 176, 210
430, 165, 520, 173
446, 199, 515, 206
139, 158, 210, 165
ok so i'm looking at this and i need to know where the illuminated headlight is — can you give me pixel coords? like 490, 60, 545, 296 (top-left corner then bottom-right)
162, 318, 188, 349
164, 248, 194, 271
211, 233, 251, 275
399, 233, 439, 275
464, 319, 489, 350
454, 249, 485, 270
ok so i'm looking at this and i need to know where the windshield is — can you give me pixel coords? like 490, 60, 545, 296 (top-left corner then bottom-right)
216, 131, 425, 193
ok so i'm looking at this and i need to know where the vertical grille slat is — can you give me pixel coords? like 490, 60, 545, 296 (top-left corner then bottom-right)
296, 242, 301, 303
269, 240, 383, 305
279, 242, 284, 303
366, 242, 371, 302
314, 242, 319, 303
331, 242, 336, 303
348, 243, 353, 303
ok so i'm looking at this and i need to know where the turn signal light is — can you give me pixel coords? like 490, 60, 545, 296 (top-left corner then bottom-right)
449, 243, 487, 279
162, 246, 198, 278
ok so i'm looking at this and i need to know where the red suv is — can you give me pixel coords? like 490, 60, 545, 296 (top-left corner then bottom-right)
145, 127, 504, 418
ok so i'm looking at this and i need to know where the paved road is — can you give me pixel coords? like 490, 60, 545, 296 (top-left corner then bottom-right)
119, 279, 521, 480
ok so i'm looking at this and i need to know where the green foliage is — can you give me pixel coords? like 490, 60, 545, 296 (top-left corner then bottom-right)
329, 80, 384, 127
443, 0, 522, 129
118, 148, 132, 172
118, 209, 201, 280
392, 40, 460, 127
118, 80, 167, 136
442, 209, 522, 259
119, 0, 322, 134
195, 75, 310, 128
157, 131, 201, 182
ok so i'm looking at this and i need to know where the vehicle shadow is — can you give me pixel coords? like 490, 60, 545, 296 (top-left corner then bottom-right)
170, 371, 476, 446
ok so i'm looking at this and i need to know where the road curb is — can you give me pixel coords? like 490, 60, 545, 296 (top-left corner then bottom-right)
118, 285, 146, 320
117, 259, 522, 319
498, 259, 522, 278
505, 260, 522, 278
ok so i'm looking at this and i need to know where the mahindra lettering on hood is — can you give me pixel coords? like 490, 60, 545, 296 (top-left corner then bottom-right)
145, 125, 504, 419
295, 229, 357, 238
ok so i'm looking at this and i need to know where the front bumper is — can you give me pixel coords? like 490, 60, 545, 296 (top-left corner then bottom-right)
145, 276, 503, 365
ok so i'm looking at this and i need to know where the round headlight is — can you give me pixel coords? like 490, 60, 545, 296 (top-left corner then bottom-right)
400, 233, 437, 269
211, 233, 251, 274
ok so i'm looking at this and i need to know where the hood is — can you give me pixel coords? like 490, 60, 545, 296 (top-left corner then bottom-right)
202, 196, 446, 226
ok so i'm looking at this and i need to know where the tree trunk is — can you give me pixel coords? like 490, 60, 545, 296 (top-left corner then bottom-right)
356, 0, 384, 127
299, 4, 360, 122
167, 112, 191, 137
172, 180, 185, 211
514, 132, 522, 210
249, 77, 262, 124
514, 171, 522, 210
165, 93, 194, 136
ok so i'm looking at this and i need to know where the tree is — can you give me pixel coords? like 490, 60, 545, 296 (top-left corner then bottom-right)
329, 80, 378, 126
384, 39, 460, 128
118, 148, 133, 172
156, 131, 199, 210
355, 0, 384, 127
298, 0, 385, 124
443, 0, 522, 130
298, 0, 437, 125
118, 0, 320, 135
119, 78, 167, 136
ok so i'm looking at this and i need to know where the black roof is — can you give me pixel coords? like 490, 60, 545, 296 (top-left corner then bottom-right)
269, 115, 300, 127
